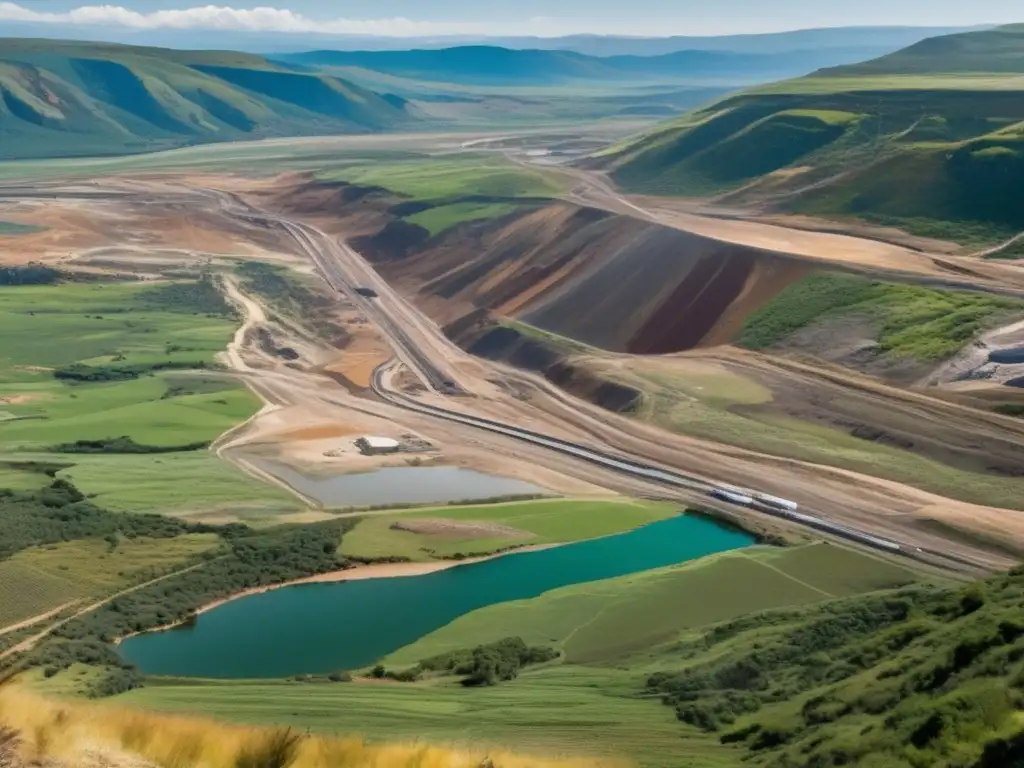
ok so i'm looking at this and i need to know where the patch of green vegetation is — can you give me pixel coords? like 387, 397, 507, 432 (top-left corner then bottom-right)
235, 261, 348, 346
339, 499, 678, 562
738, 272, 1020, 360
386, 544, 917, 668
49, 436, 209, 454
0, 221, 44, 236
0, 279, 291, 516
645, 566, 1024, 768
404, 201, 521, 236
121, 669, 700, 768
48, 452, 295, 520
374, 637, 559, 686
0, 533, 219, 629
321, 156, 565, 201
0, 266, 57, 288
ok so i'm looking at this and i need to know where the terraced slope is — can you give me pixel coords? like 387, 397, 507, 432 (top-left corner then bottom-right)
603, 25, 1024, 249
0, 39, 413, 159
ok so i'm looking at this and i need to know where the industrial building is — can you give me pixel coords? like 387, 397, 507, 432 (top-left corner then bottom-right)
355, 436, 401, 455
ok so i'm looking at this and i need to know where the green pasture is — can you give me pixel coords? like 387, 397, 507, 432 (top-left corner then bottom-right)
0, 279, 296, 516
405, 201, 521, 235
320, 156, 566, 201
340, 498, 678, 561
384, 544, 917, 667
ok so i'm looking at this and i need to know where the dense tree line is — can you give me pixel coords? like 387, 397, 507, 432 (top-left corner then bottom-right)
55, 521, 352, 644
374, 637, 559, 686
0, 479, 217, 559
0, 265, 60, 285
53, 360, 210, 382
50, 436, 209, 454
141, 275, 236, 317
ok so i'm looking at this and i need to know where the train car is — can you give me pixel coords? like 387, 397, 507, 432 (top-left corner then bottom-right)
753, 493, 799, 512
710, 488, 754, 506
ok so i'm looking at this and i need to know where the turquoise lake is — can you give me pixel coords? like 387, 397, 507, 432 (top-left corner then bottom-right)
119, 514, 753, 678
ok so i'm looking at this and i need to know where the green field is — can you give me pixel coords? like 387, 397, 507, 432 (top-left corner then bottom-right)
385, 544, 918, 667
340, 498, 678, 562
0, 534, 219, 629
320, 156, 566, 201
405, 201, 522, 236
121, 543, 920, 767
0, 279, 296, 517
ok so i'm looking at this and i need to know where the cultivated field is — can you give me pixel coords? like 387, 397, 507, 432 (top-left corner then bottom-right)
0, 279, 295, 517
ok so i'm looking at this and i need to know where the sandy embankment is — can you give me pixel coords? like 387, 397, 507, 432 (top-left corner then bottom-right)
114, 544, 558, 646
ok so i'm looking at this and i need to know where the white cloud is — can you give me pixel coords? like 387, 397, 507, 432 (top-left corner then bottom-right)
0, 2, 606, 37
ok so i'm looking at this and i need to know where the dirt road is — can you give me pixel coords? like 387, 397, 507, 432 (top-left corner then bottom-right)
7, 174, 1020, 575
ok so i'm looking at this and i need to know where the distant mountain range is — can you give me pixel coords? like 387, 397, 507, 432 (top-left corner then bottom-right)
0, 24, 980, 56
276, 45, 904, 87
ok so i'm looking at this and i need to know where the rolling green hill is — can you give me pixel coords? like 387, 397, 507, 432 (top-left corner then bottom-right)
605, 25, 1024, 248
0, 39, 413, 160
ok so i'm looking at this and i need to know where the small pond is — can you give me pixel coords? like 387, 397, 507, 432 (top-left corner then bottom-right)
252, 461, 546, 508
119, 514, 754, 678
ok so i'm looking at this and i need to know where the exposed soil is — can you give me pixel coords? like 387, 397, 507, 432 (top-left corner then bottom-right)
390, 518, 532, 540
7, 166, 1024, 575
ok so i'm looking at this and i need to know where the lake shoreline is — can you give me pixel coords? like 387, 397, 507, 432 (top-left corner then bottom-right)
113, 543, 560, 646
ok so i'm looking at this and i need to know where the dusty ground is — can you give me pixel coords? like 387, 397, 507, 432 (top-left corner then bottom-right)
391, 518, 532, 540
4, 168, 1023, 575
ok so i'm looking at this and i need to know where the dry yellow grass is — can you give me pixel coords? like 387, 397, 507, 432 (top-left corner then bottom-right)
0, 686, 626, 768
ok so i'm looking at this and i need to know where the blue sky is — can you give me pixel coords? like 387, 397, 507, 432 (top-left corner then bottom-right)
1, 0, 1020, 36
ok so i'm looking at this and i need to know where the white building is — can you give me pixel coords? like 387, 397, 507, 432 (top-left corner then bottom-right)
355, 436, 401, 456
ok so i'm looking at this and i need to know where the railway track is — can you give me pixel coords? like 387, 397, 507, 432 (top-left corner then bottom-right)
370, 362, 990, 577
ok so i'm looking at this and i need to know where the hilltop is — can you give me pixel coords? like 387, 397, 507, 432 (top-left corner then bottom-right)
602, 24, 1024, 250
0, 39, 413, 159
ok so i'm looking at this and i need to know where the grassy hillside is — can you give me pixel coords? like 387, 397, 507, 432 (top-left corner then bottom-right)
606, 25, 1024, 248
0, 39, 413, 159
0, 687, 613, 768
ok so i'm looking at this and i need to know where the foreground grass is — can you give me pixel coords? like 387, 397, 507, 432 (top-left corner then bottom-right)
1, 687, 619, 768
340, 498, 678, 562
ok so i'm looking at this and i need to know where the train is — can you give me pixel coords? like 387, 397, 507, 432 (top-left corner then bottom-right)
708, 487, 903, 553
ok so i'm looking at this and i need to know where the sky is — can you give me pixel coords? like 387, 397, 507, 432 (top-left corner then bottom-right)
0, 0, 1020, 37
